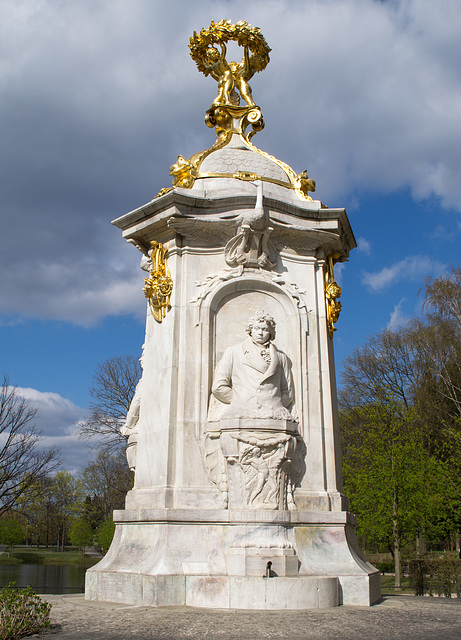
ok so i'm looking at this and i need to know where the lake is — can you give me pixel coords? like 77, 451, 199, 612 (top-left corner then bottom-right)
0, 563, 88, 594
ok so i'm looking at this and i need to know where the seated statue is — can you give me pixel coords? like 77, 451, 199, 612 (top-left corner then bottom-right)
211, 310, 294, 420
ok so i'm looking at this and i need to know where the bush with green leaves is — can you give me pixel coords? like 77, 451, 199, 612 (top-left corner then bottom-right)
0, 583, 51, 640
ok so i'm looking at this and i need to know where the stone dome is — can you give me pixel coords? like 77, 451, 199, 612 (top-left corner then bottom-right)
199, 145, 290, 184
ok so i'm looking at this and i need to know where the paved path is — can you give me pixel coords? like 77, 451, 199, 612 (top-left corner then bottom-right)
32, 594, 461, 640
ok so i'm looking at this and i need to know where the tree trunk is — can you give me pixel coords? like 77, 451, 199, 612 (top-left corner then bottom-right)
393, 493, 401, 588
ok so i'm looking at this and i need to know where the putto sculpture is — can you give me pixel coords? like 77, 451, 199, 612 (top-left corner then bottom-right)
189, 19, 271, 108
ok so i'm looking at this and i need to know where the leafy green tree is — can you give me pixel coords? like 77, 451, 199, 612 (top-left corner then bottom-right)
96, 518, 115, 554
342, 398, 449, 586
0, 518, 24, 556
16, 477, 56, 546
50, 472, 84, 551
69, 519, 94, 554
339, 271, 461, 576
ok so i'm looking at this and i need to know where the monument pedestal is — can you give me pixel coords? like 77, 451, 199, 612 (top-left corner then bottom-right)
86, 509, 379, 608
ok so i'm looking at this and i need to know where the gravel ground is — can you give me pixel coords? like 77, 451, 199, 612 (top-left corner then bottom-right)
29, 594, 461, 640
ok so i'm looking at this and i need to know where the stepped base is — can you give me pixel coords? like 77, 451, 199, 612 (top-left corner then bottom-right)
85, 508, 380, 608
86, 573, 344, 609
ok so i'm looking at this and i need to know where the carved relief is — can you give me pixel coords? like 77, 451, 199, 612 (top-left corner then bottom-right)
235, 432, 295, 509
205, 310, 303, 510
190, 267, 306, 310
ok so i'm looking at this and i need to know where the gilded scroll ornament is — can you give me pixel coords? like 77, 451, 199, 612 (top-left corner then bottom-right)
143, 241, 173, 323
325, 253, 342, 338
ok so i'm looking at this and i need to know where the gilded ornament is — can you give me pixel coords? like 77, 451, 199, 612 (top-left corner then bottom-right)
325, 254, 342, 338
189, 19, 270, 108
154, 20, 318, 205
143, 241, 173, 323
169, 155, 197, 189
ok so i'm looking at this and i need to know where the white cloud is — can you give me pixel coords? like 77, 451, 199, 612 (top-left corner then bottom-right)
0, 0, 460, 324
357, 237, 372, 255
362, 255, 446, 291
387, 299, 410, 330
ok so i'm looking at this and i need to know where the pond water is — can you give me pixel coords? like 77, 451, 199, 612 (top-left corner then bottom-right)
0, 563, 88, 594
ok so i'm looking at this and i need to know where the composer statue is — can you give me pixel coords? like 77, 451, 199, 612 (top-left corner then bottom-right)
211, 310, 295, 421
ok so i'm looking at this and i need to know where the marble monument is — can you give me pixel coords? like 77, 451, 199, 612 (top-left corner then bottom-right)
86, 19, 380, 609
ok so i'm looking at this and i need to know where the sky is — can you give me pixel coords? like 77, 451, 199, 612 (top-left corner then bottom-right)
1, 0, 461, 473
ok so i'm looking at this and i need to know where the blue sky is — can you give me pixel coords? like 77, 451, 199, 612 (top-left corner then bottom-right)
1, 0, 460, 472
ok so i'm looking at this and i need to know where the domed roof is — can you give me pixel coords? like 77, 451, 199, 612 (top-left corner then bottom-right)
199, 145, 289, 183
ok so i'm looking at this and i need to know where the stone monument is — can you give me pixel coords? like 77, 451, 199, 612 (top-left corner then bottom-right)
86, 19, 380, 609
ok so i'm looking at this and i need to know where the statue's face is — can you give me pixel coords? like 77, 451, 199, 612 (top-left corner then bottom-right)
250, 320, 271, 345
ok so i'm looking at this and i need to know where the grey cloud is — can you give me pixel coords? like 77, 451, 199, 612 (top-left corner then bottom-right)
16, 386, 91, 472
1, 0, 460, 325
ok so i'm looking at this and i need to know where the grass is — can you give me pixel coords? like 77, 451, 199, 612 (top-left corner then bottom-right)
0, 546, 101, 567
380, 574, 413, 595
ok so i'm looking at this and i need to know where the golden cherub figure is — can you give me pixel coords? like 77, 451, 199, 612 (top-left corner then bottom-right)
189, 20, 271, 108
229, 45, 260, 107
202, 42, 238, 106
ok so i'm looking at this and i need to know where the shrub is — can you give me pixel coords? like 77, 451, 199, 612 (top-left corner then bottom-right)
0, 583, 51, 640
409, 558, 425, 596
428, 555, 461, 598
408, 554, 461, 597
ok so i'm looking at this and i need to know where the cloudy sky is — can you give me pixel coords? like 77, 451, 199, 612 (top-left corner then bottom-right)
1, 0, 460, 472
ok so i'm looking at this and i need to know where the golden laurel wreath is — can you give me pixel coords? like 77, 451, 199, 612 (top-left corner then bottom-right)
189, 19, 271, 76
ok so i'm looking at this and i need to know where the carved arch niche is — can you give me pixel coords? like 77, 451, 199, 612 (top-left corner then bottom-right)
196, 273, 309, 440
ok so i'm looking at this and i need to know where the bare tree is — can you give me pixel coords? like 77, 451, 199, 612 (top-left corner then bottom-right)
339, 327, 420, 411
81, 448, 131, 523
0, 376, 61, 516
77, 355, 141, 451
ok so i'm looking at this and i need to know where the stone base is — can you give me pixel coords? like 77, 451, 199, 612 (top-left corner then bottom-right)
85, 508, 380, 609
85, 573, 340, 609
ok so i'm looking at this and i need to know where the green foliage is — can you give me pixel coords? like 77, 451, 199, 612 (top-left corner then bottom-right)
96, 518, 115, 554
51, 471, 85, 551
339, 267, 461, 583
343, 400, 448, 547
0, 583, 51, 640
69, 519, 94, 553
0, 519, 24, 556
